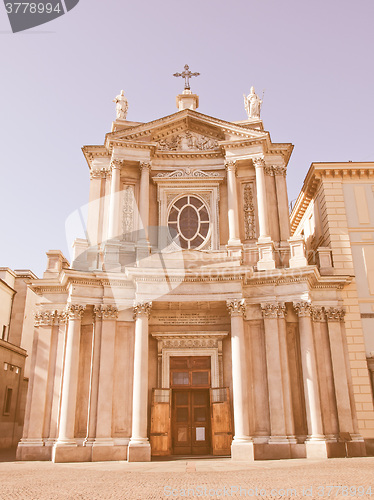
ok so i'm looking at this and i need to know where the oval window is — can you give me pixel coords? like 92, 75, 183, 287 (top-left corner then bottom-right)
168, 195, 210, 249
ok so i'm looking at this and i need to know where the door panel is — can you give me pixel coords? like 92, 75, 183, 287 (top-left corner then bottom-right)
172, 389, 211, 455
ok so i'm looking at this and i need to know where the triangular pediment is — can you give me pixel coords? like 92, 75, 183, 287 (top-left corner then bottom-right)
105, 109, 268, 153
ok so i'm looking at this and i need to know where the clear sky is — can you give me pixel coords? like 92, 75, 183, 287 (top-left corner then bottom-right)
1, 0, 373, 277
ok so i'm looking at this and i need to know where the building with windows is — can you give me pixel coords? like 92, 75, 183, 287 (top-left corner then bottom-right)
0, 268, 37, 449
290, 162, 374, 454
16, 86, 373, 463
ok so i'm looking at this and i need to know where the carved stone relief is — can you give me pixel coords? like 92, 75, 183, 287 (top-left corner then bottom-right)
122, 185, 135, 241
156, 131, 219, 151
243, 183, 256, 240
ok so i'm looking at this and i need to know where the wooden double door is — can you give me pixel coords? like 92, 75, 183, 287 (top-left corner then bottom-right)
172, 389, 211, 455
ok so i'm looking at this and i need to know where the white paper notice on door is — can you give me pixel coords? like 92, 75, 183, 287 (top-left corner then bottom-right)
196, 427, 205, 441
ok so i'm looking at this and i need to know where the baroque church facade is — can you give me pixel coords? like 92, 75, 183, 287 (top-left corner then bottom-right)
16, 82, 372, 462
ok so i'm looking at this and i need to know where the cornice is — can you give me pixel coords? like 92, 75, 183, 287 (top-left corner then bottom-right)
245, 266, 351, 289
290, 162, 374, 234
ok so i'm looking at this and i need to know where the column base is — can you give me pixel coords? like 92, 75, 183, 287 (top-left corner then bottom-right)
103, 241, 121, 271
227, 240, 243, 258
256, 239, 275, 271
91, 439, 127, 461
52, 440, 91, 463
127, 439, 151, 462
305, 439, 329, 459
135, 241, 152, 265
16, 439, 51, 461
231, 440, 254, 461
253, 441, 292, 460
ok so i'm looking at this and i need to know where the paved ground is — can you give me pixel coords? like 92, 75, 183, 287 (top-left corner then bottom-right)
0, 455, 373, 499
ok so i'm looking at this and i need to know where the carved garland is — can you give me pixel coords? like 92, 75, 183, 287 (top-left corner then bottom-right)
243, 183, 256, 240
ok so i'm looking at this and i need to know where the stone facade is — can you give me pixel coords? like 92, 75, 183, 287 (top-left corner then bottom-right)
0, 268, 37, 448
16, 92, 369, 462
291, 162, 374, 454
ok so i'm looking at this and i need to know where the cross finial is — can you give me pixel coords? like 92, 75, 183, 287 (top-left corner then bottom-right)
173, 64, 200, 91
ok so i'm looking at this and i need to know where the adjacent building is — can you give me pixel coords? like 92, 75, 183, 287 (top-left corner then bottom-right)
291, 161, 374, 453
0, 268, 37, 449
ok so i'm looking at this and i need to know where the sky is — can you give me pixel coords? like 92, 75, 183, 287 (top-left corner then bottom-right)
0, 0, 374, 277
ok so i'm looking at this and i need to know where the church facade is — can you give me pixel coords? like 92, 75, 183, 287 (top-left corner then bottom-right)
16, 84, 371, 462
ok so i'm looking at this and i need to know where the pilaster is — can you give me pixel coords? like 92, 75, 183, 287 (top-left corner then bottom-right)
225, 161, 242, 257
92, 305, 119, 461
253, 157, 275, 270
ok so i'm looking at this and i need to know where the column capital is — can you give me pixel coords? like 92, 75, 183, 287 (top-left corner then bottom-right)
310, 306, 325, 322
260, 303, 278, 319
139, 161, 151, 172
65, 304, 85, 320
252, 156, 265, 168
94, 304, 118, 320
111, 159, 125, 170
90, 168, 111, 180
273, 165, 287, 177
276, 302, 287, 318
224, 160, 237, 173
325, 306, 345, 322
34, 310, 59, 327
227, 299, 246, 317
293, 301, 312, 318
133, 301, 152, 319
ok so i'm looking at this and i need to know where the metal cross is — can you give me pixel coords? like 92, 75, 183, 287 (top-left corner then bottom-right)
173, 64, 200, 90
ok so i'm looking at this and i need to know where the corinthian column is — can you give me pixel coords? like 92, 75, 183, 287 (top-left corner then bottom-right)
227, 299, 253, 460
261, 303, 290, 455
253, 157, 275, 270
294, 302, 327, 458
53, 304, 85, 462
225, 161, 242, 253
128, 302, 152, 462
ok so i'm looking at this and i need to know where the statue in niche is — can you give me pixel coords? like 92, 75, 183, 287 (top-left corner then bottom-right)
113, 90, 128, 120
243, 86, 263, 119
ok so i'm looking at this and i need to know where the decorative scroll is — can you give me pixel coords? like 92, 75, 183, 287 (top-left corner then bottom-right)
243, 183, 256, 240
226, 299, 246, 317
155, 168, 220, 179
133, 302, 152, 319
122, 185, 135, 241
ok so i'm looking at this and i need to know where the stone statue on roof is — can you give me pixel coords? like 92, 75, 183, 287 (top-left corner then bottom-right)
243, 86, 262, 119
113, 90, 128, 120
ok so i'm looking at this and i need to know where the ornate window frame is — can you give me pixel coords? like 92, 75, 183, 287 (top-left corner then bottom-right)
153, 169, 224, 252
